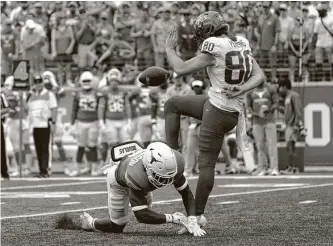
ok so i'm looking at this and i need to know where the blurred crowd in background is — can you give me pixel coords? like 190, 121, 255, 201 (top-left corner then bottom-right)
1, 1, 333, 87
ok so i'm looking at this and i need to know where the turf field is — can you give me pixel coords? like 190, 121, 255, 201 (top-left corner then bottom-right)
1, 174, 333, 246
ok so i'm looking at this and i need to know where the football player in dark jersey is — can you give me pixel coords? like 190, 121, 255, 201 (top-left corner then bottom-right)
70, 71, 102, 176
80, 142, 206, 237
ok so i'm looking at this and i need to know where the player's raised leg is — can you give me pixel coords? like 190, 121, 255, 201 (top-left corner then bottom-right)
164, 95, 207, 150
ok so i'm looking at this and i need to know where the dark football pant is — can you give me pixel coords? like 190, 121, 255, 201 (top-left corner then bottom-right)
1, 122, 9, 178
164, 95, 238, 215
33, 126, 51, 176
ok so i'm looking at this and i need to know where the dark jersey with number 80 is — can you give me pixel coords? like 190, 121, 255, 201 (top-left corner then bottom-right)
200, 36, 253, 112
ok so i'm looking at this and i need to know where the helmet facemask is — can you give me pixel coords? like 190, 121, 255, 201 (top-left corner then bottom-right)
81, 79, 92, 90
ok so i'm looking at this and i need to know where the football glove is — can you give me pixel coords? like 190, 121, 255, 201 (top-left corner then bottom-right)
178, 215, 207, 236
80, 212, 96, 231
165, 212, 187, 226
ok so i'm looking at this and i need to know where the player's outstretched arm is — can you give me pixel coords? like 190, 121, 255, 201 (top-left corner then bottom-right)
166, 28, 216, 78
227, 59, 265, 99
130, 188, 187, 226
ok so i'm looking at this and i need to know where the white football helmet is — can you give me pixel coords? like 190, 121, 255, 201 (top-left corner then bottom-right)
107, 68, 122, 81
143, 142, 178, 188
79, 71, 94, 90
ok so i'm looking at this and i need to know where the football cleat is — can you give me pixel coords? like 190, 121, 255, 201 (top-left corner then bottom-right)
80, 212, 94, 231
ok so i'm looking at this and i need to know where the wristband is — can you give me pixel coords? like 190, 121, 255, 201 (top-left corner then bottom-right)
165, 214, 173, 223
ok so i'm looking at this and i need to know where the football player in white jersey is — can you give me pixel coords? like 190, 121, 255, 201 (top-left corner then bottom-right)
164, 11, 265, 222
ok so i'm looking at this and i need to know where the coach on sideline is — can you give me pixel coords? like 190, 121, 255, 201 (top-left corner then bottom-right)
27, 75, 58, 178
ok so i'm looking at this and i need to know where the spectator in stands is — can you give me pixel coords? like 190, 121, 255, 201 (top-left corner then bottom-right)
178, 9, 197, 60
96, 29, 135, 71
246, 80, 279, 176
96, 11, 114, 43
49, 2, 64, 28
1, 1, 10, 23
257, 1, 280, 82
32, 2, 48, 32
166, 76, 193, 155
65, 1, 80, 28
10, 1, 30, 26
114, 2, 135, 48
233, 13, 249, 38
1, 19, 16, 83
288, 1, 301, 19
171, 2, 182, 24
20, 19, 46, 78
75, 11, 97, 71
51, 12, 75, 86
151, 5, 177, 69
279, 3, 294, 65
288, 16, 311, 82
190, 3, 202, 19
130, 5, 154, 70
313, 3, 333, 81
27, 75, 58, 178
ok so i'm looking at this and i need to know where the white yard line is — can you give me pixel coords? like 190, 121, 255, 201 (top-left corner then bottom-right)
1, 182, 332, 220
216, 201, 239, 205
4, 175, 333, 182
1, 181, 105, 191
218, 183, 308, 188
299, 200, 317, 204
61, 202, 81, 206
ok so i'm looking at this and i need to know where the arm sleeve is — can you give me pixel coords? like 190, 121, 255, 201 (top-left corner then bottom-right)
129, 188, 167, 224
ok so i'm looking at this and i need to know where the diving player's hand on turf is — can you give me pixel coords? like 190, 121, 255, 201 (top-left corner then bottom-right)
178, 215, 207, 236
178, 216, 206, 237
166, 28, 178, 50
166, 212, 187, 226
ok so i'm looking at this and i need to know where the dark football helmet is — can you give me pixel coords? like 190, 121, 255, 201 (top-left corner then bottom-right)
193, 11, 229, 43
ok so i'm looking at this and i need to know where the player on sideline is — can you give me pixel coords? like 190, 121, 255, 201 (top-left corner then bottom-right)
164, 11, 265, 223
80, 141, 205, 236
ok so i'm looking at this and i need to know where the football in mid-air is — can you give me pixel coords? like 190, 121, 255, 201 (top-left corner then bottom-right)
138, 66, 172, 86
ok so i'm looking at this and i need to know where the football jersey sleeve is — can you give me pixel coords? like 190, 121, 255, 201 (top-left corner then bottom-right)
129, 188, 150, 212
200, 37, 220, 57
